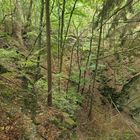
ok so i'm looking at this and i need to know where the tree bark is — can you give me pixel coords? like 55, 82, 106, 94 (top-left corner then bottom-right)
45, 0, 52, 106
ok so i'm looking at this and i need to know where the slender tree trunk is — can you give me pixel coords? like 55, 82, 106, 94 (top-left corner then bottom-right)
13, 0, 25, 50
66, 42, 75, 92
35, 0, 44, 81
66, 30, 85, 92
57, 0, 61, 91
59, 0, 78, 91
82, 10, 97, 94
30, 1, 44, 122
60, 0, 78, 72
59, 0, 66, 73
58, 0, 66, 92
57, 0, 61, 66
45, 0, 52, 106
76, 41, 82, 92
88, 12, 104, 119
26, 0, 33, 27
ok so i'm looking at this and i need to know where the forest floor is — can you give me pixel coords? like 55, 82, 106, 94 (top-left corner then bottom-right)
74, 91, 140, 140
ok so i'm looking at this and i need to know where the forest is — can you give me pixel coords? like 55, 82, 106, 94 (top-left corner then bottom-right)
0, 0, 140, 139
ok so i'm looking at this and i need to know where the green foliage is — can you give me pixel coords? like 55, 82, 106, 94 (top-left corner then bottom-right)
50, 112, 76, 130
36, 77, 48, 92
53, 88, 83, 116
0, 0, 140, 139
24, 31, 38, 39
21, 91, 39, 117
121, 131, 135, 140
36, 77, 83, 116
0, 86, 13, 101
0, 48, 19, 59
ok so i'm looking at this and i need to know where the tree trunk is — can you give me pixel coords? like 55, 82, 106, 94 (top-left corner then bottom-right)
45, 0, 52, 106
26, 0, 33, 27
13, 0, 25, 50
35, 0, 44, 81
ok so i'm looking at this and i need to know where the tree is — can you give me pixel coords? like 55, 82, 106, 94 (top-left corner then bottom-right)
45, 0, 52, 106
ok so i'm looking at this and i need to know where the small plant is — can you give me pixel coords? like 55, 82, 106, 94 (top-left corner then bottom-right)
53, 88, 83, 116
